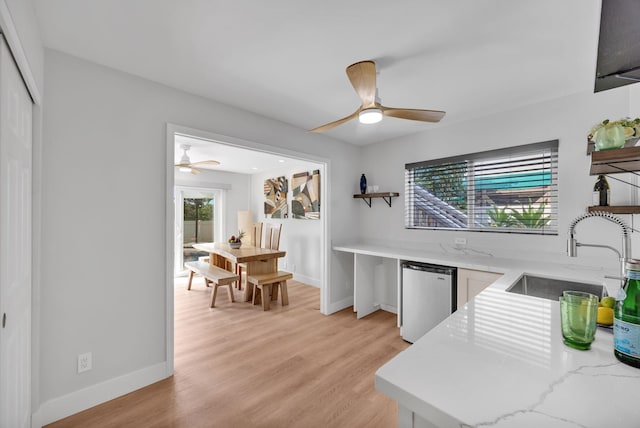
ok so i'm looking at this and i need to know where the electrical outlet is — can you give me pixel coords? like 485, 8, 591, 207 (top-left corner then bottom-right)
454, 237, 467, 246
78, 352, 92, 373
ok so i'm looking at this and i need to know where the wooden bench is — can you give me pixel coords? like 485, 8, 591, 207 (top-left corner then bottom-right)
185, 261, 240, 308
247, 271, 293, 311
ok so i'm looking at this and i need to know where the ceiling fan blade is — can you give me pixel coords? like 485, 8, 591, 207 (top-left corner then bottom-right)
191, 159, 220, 168
346, 60, 377, 107
190, 167, 201, 175
308, 110, 360, 133
382, 107, 446, 123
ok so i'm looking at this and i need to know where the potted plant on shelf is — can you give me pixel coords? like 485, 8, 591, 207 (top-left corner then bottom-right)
588, 117, 640, 151
227, 230, 245, 249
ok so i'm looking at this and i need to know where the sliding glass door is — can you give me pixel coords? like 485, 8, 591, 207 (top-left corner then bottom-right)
175, 187, 224, 275
183, 196, 213, 263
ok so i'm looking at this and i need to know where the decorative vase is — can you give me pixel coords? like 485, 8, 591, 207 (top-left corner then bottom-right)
229, 241, 242, 249
360, 174, 367, 194
594, 124, 626, 151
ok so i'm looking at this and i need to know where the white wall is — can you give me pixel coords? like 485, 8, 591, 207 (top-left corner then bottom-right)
250, 163, 324, 287
37, 49, 360, 424
357, 87, 639, 274
630, 85, 640, 123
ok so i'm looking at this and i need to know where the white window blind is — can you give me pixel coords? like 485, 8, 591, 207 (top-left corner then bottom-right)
405, 140, 558, 235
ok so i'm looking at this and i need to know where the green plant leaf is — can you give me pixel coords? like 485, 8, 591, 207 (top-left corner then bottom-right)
487, 204, 516, 227
509, 199, 550, 228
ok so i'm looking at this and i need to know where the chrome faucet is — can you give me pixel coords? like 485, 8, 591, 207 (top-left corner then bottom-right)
567, 211, 632, 283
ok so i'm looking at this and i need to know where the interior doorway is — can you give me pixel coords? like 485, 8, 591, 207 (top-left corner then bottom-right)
165, 123, 330, 375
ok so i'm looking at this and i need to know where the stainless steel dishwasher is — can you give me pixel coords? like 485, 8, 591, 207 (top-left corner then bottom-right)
401, 262, 457, 343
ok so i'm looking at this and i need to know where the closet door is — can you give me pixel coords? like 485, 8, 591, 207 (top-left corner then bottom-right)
0, 35, 33, 428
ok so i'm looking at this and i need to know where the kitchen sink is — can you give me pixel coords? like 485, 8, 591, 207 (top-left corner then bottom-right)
506, 274, 606, 301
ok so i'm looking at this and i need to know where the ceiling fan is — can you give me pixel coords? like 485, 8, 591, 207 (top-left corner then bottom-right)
175, 144, 220, 174
309, 60, 445, 133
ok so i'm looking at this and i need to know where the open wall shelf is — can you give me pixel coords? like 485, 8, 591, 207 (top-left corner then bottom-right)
590, 146, 640, 175
587, 206, 640, 214
353, 192, 400, 207
589, 146, 640, 214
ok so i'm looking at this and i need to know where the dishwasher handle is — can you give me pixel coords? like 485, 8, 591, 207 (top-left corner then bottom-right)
402, 262, 455, 276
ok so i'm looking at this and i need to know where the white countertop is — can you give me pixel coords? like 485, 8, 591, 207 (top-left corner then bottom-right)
332, 242, 619, 294
376, 287, 640, 427
334, 242, 639, 427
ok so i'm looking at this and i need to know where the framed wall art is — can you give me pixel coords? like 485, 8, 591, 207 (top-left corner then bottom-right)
291, 170, 320, 220
264, 176, 288, 218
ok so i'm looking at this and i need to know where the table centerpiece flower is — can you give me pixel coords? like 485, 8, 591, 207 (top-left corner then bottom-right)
228, 230, 245, 249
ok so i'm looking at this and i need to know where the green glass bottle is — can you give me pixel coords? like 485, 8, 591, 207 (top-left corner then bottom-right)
592, 175, 610, 206
614, 259, 640, 368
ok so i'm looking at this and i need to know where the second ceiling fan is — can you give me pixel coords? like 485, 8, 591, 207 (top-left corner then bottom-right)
175, 144, 220, 174
309, 60, 445, 133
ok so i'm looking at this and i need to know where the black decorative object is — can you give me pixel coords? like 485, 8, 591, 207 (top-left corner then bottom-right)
360, 174, 367, 194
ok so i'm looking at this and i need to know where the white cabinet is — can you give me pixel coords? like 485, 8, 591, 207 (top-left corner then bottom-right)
457, 268, 502, 308
353, 254, 398, 319
334, 245, 505, 328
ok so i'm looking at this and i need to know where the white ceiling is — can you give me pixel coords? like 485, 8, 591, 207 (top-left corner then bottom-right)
174, 134, 319, 174
34, 0, 602, 147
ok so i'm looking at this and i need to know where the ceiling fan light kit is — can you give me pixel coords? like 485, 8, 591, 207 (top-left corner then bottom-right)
178, 144, 193, 165
175, 143, 219, 174
359, 108, 383, 124
179, 151, 191, 165
309, 60, 445, 133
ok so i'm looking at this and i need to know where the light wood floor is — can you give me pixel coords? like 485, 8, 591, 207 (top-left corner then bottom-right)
46, 277, 410, 427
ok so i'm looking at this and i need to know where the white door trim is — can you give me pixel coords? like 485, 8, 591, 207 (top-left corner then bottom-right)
164, 126, 175, 376
0, 1, 41, 105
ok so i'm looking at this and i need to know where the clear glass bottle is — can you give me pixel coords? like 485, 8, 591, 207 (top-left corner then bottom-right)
592, 175, 610, 206
614, 259, 640, 368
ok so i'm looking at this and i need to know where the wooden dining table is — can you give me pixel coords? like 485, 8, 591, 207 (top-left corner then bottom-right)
192, 242, 286, 302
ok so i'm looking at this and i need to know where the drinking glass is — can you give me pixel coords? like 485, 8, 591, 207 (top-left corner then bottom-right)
559, 291, 598, 350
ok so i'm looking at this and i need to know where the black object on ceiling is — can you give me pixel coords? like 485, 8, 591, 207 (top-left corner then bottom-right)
594, 0, 640, 93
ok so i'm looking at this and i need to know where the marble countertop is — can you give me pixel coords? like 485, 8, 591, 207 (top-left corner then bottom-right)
332, 242, 620, 294
334, 242, 639, 427
375, 287, 640, 427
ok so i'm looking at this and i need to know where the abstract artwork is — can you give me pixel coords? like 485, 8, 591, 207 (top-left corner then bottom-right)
264, 176, 288, 218
291, 170, 320, 220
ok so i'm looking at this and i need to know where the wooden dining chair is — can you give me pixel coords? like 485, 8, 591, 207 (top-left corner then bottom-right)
250, 222, 263, 247
263, 223, 282, 250
235, 222, 264, 289
247, 225, 289, 310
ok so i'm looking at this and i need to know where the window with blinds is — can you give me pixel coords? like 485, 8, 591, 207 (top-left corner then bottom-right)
405, 140, 558, 235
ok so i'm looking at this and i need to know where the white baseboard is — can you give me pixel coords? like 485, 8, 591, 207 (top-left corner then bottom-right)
32, 362, 169, 428
379, 304, 397, 314
292, 272, 320, 287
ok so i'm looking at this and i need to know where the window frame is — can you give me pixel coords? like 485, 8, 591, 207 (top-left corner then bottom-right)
405, 140, 559, 235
